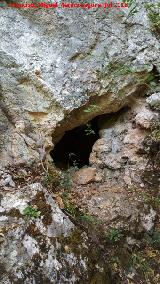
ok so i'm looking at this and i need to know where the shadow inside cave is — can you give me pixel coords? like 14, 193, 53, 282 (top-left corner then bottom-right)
50, 117, 100, 170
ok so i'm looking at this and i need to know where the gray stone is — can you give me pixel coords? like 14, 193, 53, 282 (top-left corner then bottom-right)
135, 107, 159, 129
90, 101, 149, 187
0, 171, 15, 187
140, 207, 156, 231
0, 182, 90, 283
71, 183, 156, 233
146, 93, 160, 110
73, 167, 104, 184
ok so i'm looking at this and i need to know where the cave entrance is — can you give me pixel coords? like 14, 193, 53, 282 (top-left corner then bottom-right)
50, 117, 100, 170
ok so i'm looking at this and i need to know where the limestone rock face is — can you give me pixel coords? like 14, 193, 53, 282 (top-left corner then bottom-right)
71, 97, 159, 231
0, 180, 87, 283
1, 1, 160, 282
90, 98, 159, 188
0, 0, 160, 166
70, 186, 156, 235
71, 184, 156, 233
135, 107, 159, 129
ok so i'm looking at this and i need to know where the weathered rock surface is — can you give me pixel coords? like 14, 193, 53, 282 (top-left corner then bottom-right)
0, 180, 89, 283
146, 93, 160, 110
0, 162, 159, 283
71, 98, 159, 232
0, 1, 160, 282
89, 98, 159, 188
0, 0, 160, 166
71, 183, 156, 233
135, 107, 159, 129
72, 167, 104, 184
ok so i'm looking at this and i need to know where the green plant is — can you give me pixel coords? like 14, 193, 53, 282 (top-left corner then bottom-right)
61, 191, 79, 218
131, 253, 150, 272
68, 153, 79, 169
64, 200, 77, 216
151, 129, 160, 140
107, 61, 134, 78
106, 228, 124, 242
83, 104, 101, 113
145, 2, 160, 33
137, 73, 155, 83
154, 197, 160, 206
59, 169, 72, 190
43, 173, 54, 185
85, 123, 95, 136
145, 230, 160, 247
61, 190, 98, 225
122, 0, 139, 20
22, 206, 41, 218
122, 0, 135, 5
79, 214, 98, 224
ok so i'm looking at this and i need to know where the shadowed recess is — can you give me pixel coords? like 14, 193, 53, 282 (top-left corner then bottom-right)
50, 117, 100, 169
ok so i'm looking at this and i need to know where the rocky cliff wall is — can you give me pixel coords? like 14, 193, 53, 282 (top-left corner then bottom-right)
0, 0, 160, 166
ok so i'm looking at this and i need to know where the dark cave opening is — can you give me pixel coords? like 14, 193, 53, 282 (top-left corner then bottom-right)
50, 117, 100, 170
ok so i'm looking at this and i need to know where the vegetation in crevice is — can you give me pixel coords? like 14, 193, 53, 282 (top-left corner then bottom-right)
22, 205, 41, 219
100, 61, 159, 98
142, 125, 160, 186
83, 104, 101, 113
145, 2, 160, 34
122, 0, 139, 20
105, 229, 124, 242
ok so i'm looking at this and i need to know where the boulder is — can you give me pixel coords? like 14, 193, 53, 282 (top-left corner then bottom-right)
73, 167, 104, 184
135, 107, 158, 129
